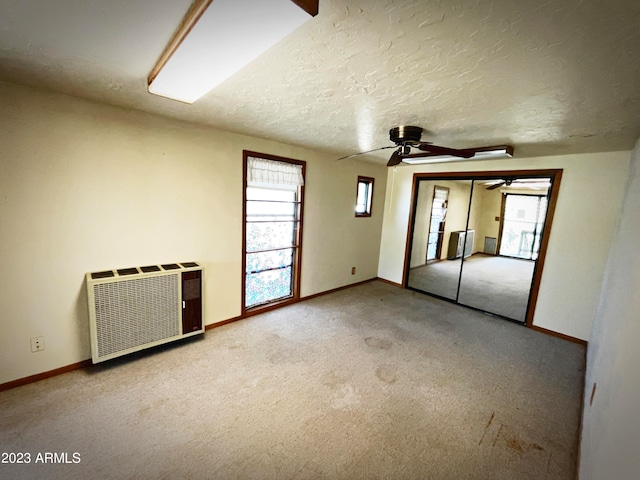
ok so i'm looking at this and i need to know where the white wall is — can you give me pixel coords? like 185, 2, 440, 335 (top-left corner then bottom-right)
0, 81, 387, 385
441, 181, 474, 259
580, 140, 640, 478
408, 180, 475, 268
471, 187, 502, 253
409, 183, 432, 268
378, 152, 630, 340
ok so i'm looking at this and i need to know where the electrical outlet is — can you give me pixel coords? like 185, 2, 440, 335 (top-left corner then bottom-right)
351, 267, 356, 275
30, 336, 45, 353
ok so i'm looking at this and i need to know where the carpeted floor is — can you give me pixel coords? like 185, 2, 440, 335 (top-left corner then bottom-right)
408, 254, 535, 321
0, 281, 585, 479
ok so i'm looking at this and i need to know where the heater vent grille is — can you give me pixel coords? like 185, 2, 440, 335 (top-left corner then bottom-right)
183, 278, 201, 301
87, 262, 203, 363
93, 275, 180, 358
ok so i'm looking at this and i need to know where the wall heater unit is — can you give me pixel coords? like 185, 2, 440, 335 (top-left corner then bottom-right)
447, 230, 475, 260
86, 262, 203, 363
484, 236, 498, 255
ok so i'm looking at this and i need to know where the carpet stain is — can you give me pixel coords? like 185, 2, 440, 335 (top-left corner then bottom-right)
506, 436, 525, 453
478, 412, 495, 445
138, 405, 151, 416
264, 334, 306, 364
364, 336, 392, 350
505, 435, 546, 454
267, 348, 304, 365
320, 370, 346, 389
332, 384, 360, 409
489, 420, 547, 456
375, 366, 397, 384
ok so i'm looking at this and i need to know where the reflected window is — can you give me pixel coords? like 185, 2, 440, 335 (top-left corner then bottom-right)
499, 194, 548, 260
427, 186, 449, 261
355, 176, 374, 217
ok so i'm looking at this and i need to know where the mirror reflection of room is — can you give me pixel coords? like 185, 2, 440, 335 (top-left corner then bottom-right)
407, 176, 552, 323
408, 180, 472, 301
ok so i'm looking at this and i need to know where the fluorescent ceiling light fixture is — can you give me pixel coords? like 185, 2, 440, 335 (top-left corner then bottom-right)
148, 0, 318, 104
402, 145, 514, 165
504, 181, 551, 190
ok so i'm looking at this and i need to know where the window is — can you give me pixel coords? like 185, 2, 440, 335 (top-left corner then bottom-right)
355, 176, 374, 217
243, 152, 305, 312
426, 186, 450, 261
499, 194, 548, 260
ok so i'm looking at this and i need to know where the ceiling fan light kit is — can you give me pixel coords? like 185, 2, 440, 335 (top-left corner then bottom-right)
401, 145, 515, 165
148, 0, 318, 104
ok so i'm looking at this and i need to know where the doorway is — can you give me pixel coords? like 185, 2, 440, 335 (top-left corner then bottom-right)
404, 170, 561, 325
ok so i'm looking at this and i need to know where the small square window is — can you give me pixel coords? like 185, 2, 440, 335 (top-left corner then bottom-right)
355, 176, 374, 217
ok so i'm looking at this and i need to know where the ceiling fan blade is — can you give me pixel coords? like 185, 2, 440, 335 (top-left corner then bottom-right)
387, 150, 403, 166
416, 143, 476, 158
486, 181, 506, 190
336, 145, 396, 161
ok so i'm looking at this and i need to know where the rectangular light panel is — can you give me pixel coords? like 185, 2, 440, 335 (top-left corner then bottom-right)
149, 0, 314, 103
402, 146, 514, 165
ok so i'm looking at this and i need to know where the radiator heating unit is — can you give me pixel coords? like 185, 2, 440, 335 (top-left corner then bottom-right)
86, 262, 203, 363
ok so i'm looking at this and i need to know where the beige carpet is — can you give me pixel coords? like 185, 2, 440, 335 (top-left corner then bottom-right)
0, 281, 585, 479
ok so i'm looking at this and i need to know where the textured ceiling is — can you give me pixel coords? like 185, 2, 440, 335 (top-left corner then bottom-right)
1, 0, 639, 163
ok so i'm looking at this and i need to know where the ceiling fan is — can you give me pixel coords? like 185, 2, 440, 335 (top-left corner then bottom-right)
337, 126, 511, 167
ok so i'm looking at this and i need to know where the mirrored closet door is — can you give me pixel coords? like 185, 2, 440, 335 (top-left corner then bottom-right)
407, 179, 472, 301
405, 170, 561, 325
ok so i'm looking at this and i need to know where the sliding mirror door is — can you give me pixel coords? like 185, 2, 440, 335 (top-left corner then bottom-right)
407, 179, 472, 301
405, 170, 561, 326
457, 177, 552, 322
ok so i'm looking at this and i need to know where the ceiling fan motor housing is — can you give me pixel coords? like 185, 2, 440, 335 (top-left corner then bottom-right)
389, 126, 423, 145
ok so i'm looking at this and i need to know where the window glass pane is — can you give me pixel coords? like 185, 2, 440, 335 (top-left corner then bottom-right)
246, 221, 296, 252
246, 249, 293, 273
504, 196, 540, 222
245, 267, 293, 308
500, 222, 535, 257
500, 195, 547, 259
356, 182, 367, 213
427, 232, 439, 259
356, 177, 373, 215
246, 200, 296, 219
247, 186, 296, 202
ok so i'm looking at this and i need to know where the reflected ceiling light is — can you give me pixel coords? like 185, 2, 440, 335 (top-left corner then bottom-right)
510, 182, 551, 190
481, 178, 551, 192
148, 0, 318, 104
402, 145, 514, 165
